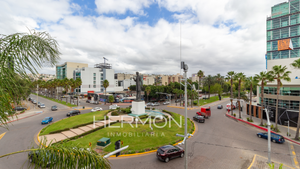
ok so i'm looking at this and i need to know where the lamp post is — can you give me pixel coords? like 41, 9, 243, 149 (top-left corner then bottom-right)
264, 108, 271, 164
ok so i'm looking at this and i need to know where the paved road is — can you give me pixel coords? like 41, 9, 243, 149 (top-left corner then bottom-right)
0, 98, 298, 169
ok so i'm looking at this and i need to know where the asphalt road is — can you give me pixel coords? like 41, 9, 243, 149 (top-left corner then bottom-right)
0, 98, 298, 169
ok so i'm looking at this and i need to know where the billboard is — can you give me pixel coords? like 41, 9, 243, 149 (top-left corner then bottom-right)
278, 39, 293, 51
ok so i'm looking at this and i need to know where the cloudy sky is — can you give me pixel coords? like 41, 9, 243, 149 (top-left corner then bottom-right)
1, 0, 284, 77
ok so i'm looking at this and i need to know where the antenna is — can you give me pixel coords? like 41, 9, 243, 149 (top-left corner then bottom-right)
103, 57, 108, 64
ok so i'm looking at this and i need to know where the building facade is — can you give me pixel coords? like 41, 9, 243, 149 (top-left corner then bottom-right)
56, 62, 88, 79
255, 0, 300, 126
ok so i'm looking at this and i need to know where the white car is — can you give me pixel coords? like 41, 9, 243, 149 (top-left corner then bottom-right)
91, 107, 103, 112
39, 104, 46, 108
109, 104, 120, 110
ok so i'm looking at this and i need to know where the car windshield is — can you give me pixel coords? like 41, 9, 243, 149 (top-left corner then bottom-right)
41, 104, 45, 106
43, 117, 50, 120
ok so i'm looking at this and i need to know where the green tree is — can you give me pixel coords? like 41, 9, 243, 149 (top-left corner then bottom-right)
234, 72, 246, 118
145, 86, 151, 102
103, 80, 109, 105
254, 71, 273, 126
75, 78, 82, 106
244, 77, 258, 121
69, 78, 76, 104
290, 58, 300, 140
212, 83, 223, 100
226, 71, 235, 115
203, 75, 215, 99
62, 78, 70, 103
269, 65, 291, 131
197, 70, 204, 90
108, 95, 114, 105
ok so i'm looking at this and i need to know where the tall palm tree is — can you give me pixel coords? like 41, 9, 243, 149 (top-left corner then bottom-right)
103, 79, 109, 105
145, 86, 151, 102
75, 78, 82, 106
178, 89, 184, 106
173, 88, 179, 106
269, 65, 291, 131
244, 77, 258, 121
226, 71, 235, 115
234, 72, 246, 118
291, 58, 300, 140
62, 78, 70, 103
254, 71, 273, 126
203, 75, 215, 99
69, 78, 76, 104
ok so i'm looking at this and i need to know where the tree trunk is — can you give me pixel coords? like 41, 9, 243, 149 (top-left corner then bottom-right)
275, 81, 280, 131
238, 81, 241, 119
250, 84, 252, 121
295, 104, 300, 140
260, 82, 264, 126
105, 89, 106, 105
231, 79, 233, 115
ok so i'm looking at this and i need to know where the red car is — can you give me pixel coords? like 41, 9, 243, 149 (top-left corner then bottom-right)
156, 145, 184, 163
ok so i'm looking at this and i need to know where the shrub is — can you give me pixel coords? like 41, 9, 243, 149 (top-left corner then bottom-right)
233, 113, 236, 117
111, 111, 119, 116
123, 107, 131, 114
247, 117, 250, 121
271, 124, 274, 130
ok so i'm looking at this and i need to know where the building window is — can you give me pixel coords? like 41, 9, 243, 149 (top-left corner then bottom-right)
101, 85, 103, 87
93, 73, 96, 76
101, 74, 103, 77
89, 85, 90, 88
93, 81, 96, 84
93, 85, 96, 88
101, 78, 103, 80
94, 77, 96, 80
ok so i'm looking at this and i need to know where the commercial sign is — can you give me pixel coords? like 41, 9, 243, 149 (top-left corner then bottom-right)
278, 39, 293, 51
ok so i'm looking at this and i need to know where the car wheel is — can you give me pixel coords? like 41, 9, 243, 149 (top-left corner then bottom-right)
272, 139, 276, 143
165, 157, 169, 163
180, 153, 184, 158
258, 135, 261, 138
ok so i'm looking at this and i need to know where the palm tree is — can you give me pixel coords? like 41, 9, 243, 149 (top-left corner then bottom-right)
269, 65, 291, 131
145, 86, 151, 102
214, 73, 225, 100
254, 71, 273, 126
234, 72, 246, 118
173, 88, 179, 106
197, 70, 204, 90
62, 78, 70, 103
69, 78, 76, 104
291, 58, 300, 140
103, 79, 109, 105
0, 31, 110, 168
226, 71, 235, 115
178, 89, 184, 106
203, 75, 215, 99
75, 78, 82, 106
244, 77, 258, 121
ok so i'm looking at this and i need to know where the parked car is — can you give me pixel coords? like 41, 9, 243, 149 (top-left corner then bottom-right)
51, 105, 58, 111
175, 99, 181, 103
257, 132, 285, 143
37, 102, 41, 106
28, 97, 32, 101
226, 103, 235, 110
146, 102, 154, 106
89, 100, 96, 104
163, 101, 170, 105
86, 100, 91, 103
109, 104, 120, 110
41, 117, 53, 124
39, 104, 46, 108
32, 100, 37, 104
13, 106, 27, 111
31, 99, 35, 103
193, 115, 205, 123
153, 102, 160, 106
156, 145, 184, 163
91, 107, 103, 112
217, 105, 223, 109
66, 110, 81, 116
28, 150, 56, 167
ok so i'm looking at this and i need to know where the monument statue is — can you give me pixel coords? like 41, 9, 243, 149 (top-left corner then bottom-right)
134, 72, 143, 101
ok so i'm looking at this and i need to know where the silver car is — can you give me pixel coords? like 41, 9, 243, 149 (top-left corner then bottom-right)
39, 104, 46, 108
153, 102, 160, 106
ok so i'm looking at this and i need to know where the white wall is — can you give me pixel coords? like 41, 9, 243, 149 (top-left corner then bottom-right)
267, 58, 300, 85
103, 69, 115, 92
77, 67, 102, 93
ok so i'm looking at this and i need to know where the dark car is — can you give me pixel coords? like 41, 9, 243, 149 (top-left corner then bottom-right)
193, 115, 205, 123
66, 110, 81, 116
217, 105, 223, 109
257, 132, 285, 143
156, 145, 184, 163
51, 105, 58, 111
86, 100, 91, 103
13, 106, 27, 111
28, 150, 56, 167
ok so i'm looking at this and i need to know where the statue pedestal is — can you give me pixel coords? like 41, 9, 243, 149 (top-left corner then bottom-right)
131, 101, 145, 115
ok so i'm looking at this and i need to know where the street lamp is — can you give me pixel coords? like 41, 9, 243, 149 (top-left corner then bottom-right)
264, 108, 271, 164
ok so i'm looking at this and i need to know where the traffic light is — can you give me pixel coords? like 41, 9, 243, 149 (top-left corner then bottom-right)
115, 140, 121, 157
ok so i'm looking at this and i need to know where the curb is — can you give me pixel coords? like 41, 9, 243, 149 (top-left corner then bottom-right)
0, 112, 41, 125
108, 118, 197, 158
225, 113, 300, 146
167, 105, 199, 110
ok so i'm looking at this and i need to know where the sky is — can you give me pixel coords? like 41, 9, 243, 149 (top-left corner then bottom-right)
0, 0, 284, 77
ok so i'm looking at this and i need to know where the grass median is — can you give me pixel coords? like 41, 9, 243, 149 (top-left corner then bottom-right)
40, 110, 109, 136
194, 94, 230, 106
59, 111, 193, 154
31, 93, 77, 107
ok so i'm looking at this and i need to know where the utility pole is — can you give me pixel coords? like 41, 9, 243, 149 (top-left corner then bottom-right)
264, 108, 271, 164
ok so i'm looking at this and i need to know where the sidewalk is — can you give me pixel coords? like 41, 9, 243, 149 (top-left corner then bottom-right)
228, 107, 300, 145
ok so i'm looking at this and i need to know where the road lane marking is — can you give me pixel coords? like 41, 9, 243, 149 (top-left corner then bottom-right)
289, 143, 300, 168
247, 154, 257, 169
0, 132, 6, 140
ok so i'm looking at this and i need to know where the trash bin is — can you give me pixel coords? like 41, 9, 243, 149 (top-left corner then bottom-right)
97, 137, 110, 147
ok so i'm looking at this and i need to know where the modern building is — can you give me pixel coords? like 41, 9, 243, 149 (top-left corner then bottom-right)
56, 62, 88, 79
190, 73, 199, 82
253, 0, 300, 126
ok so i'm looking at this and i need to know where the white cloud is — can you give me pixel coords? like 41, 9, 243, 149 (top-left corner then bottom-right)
0, 0, 289, 77
95, 0, 153, 15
